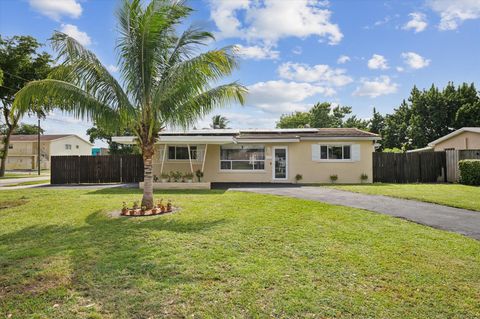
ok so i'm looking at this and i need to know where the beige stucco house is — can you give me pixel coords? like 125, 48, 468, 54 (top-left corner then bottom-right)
113, 128, 379, 184
427, 127, 480, 151
3, 134, 93, 170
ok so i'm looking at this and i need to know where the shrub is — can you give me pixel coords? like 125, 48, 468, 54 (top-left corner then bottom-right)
459, 160, 480, 185
195, 169, 204, 182
330, 174, 338, 183
295, 174, 303, 183
360, 173, 368, 183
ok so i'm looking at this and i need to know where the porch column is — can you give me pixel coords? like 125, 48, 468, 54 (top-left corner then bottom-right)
201, 144, 208, 172
187, 144, 194, 173
160, 144, 167, 175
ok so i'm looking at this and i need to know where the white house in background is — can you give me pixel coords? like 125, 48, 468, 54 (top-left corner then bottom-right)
408, 127, 480, 152
2, 134, 92, 170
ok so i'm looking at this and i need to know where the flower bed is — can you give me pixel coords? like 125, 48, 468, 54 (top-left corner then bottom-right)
120, 200, 176, 217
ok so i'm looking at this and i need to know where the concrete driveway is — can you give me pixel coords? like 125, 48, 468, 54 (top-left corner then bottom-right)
232, 186, 480, 241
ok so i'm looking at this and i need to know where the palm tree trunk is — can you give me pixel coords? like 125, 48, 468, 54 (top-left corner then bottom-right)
0, 130, 13, 177
141, 142, 155, 209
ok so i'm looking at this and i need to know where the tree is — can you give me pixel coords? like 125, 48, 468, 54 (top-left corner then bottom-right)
14, 123, 44, 135
0, 35, 52, 176
369, 107, 384, 135
13, 0, 246, 209
210, 114, 229, 129
276, 111, 310, 128
276, 102, 365, 129
87, 124, 139, 155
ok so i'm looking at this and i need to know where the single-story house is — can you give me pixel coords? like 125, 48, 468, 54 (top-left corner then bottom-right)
2, 134, 93, 170
408, 127, 480, 152
113, 128, 380, 184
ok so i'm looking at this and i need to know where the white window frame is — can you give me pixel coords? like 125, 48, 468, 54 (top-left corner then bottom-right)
315, 144, 353, 162
219, 144, 266, 172
65, 144, 72, 150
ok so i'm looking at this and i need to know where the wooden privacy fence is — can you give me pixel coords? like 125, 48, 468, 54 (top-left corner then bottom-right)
373, 152, 446, 183
51, 155, 144, 184
446, 149, 480, 182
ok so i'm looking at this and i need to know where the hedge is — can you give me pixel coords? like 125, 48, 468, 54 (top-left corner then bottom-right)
459, 159, 480, 185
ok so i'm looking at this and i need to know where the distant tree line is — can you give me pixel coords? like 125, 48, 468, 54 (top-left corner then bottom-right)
276, 82, 480, 151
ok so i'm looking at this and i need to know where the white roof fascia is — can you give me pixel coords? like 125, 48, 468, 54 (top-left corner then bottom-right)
112, 136, 136, 144
428, 127, 480, 147
300, 136, 380, 141
406, 146, 433, 153
234, 138, 300, 143
156, 135, 234, 144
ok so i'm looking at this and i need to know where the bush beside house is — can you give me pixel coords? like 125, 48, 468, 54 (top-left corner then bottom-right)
459, 160, 480, 185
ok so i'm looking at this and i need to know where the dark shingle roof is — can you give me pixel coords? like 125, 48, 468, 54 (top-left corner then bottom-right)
236, 128, 379, 139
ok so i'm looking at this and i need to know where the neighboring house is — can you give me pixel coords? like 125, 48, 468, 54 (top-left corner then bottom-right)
408, 127, 480, 152
2, 134, 93, 170
113, 128, 380, 184
92, 147, 109, 156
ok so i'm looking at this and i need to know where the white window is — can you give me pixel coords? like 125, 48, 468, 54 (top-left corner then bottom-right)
65, 144, 72, 150
168, 145, 197, 160
76, 145, 79, 149
220, 144, 265, 170
312, 144, 360, 161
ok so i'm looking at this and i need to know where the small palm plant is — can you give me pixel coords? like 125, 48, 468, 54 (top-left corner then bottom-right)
13, 0, 246, 209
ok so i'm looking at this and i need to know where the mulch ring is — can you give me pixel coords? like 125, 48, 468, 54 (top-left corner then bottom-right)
109, 207, 179, 218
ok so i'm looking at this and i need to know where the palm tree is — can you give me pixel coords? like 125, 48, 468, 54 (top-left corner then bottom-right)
210, 114, 229, 129
13, 0, 246, 208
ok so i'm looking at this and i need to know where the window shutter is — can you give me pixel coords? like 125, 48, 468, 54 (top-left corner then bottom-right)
352, 144, 361, 161
312, 144, 320, 161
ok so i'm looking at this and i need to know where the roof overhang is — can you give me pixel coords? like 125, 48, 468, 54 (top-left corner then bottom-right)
234, 138, 301, 143
300, 136, 380, 141
112, 135, 235, 145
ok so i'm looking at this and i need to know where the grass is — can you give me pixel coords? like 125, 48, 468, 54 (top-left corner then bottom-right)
328, 183, 480, 211
1, 188, 479, 318
0, 171, 50, 179
1, 180, 49, 187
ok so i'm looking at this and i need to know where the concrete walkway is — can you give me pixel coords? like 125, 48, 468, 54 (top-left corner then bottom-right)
232, 186, 480, 240
0, 176, 49, 186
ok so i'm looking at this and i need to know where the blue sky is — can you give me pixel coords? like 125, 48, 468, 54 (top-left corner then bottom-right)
1, 0, 480, 146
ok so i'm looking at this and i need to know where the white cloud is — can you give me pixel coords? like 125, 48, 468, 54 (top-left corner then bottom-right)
396, 66, 405, 72
337, 55, 350, 64
247, 80, 335, 113
403, 12, 428, 32
401, 52, 431, 69
29, 0, 82, 21
209, 0, 343, 46
277, 62, 353, 87
353, 76, 398, 98
107, 65, 119, 73
427, 0, 480, 30
60, 24, 91, 46
235, 44, 279, 60
367, 54, 389, 70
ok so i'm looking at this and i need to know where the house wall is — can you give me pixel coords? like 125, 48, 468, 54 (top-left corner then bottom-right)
49, 136, 92, 156
433, 132, 480, 151
152, 140, 374, 184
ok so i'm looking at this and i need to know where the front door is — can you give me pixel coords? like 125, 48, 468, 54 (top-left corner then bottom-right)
273, 147, 288, 180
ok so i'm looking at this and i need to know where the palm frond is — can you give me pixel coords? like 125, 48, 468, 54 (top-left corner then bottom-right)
49, 32, 134, 117
13, 79, 123, 131
159, 83, 246, 129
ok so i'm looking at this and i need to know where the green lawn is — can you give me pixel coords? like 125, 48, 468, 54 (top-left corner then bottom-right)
1, 188, 479, 318
329, 183, 480, 211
